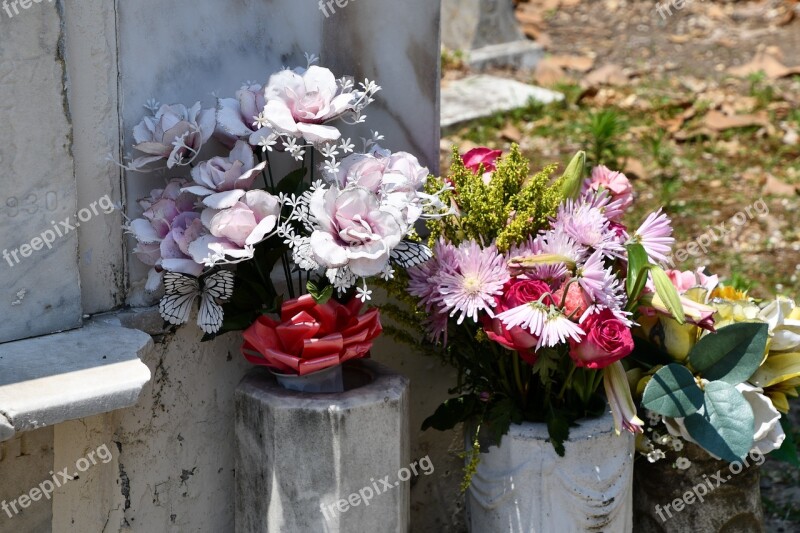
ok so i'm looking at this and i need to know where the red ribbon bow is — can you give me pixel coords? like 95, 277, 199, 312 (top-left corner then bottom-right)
242, 294, 382, 375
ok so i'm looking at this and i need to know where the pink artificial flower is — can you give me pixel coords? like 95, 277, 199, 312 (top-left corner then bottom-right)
261, 66, 356, 144
584, 166, 634, 210
215, 83, 270, 147
482, 278, 554, 364
437, 241, 510, 324
127, 179, 205, 290
463, 147, 502, 184
183, 141, 266, 206
205, 190, 280, 248
132, 103, 215, 169
604, 361, 644, 435
568, 309, 634, 369
631, 209, 674, 265
666, 268, 719, 295
308, 187, 404, 276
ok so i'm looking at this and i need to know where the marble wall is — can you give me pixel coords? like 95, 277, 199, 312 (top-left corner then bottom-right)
0, 1, 82, 343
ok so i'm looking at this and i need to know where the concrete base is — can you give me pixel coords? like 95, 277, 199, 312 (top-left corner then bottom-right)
465, 412, 634, 532
633, 442, 764, 532
235, 360, 410, 533
467, 40, 544, 72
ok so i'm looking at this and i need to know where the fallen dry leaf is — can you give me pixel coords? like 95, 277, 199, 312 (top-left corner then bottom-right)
500, 124, 523, 143
534, 58, 571, 86
624, 158, 648, 181
703, 110, 771, 132
668, 34, 693, 44
582, 64, 629, 87
728, 50, 800, 80
550, 54, 594, 73
763, 175, 798, 197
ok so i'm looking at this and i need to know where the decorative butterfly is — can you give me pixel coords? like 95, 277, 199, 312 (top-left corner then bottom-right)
158, 270, 235, 335
390, 241, 433, 268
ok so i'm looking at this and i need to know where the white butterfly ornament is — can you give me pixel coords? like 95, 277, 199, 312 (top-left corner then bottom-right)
159, 270, 235, 334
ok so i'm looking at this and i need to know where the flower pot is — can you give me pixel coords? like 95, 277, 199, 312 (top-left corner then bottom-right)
271, 364, 344, 393
235, 359, 410, 533
465, 411, 634, 532
632, 442, 764, 532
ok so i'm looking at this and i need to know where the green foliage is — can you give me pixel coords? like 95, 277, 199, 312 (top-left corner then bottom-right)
426, 145, 564, 251
684, 381, 755, 463
687, 322, 769, 384
642, 364, 704, 417
581, 109, 629, 169
642, 323, 772, 462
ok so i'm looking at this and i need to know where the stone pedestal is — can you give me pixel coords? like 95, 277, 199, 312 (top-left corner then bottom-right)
441, 0, 543, 71
235, 360, 410, 533
465, 412, 634, 532
633, 443, 764, 532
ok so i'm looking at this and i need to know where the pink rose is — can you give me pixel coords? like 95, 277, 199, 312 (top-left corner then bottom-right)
569, 309, 634, 369
482, 279, 554, 364
585, 165, 633, 210
463, 147, 502, 185
132, 103, 215, 169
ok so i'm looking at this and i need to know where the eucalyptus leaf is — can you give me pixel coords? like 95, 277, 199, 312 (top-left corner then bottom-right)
688, 323, 769, 384
684, 381, 754, 463
642, 364, 704, 417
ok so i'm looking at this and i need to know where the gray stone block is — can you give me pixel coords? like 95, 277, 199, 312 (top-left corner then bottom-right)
235, 360, 410, 532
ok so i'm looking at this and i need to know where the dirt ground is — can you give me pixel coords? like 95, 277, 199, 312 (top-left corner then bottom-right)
441, 1, 800, 530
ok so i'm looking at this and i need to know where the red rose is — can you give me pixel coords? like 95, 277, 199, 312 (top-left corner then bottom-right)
241, 294, 382, 375
462, 147, 502, 177
568, 309, 633, 369
482, 279, 554, 364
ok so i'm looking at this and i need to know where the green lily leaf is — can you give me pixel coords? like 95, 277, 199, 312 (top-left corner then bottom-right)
688, 323, 769, 384
625, 243, 650, 300
642, 364, 704, 417
651, 266, 686, 325
684, 380, 754, 463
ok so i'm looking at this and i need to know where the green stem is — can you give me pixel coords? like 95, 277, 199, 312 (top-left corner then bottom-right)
558, 364, 577, 401
512, 353, 526, 407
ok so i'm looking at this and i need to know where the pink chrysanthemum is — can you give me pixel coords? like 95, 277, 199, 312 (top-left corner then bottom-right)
631, 209, 674, 264
552, 198, 624, 259
497, 302, 585, 349
438, 240, 510, 324
407, 237, 457, 312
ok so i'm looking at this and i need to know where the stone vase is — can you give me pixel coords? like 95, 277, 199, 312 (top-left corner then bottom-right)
632, 442, 764, 532
465, 412, 634, 532
235, 359, 410, 533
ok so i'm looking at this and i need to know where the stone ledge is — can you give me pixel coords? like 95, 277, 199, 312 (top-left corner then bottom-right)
0, 317, 153, 442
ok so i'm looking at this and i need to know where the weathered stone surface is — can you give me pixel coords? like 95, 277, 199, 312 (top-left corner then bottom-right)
0, 1, 82, 343
236, 360, 410, 533
441, 75, 563, 128
466, 412, 634, 532
0, 427, 54, 531
0, 318, 152, 442
633, 442, 764, 532
441, 0, 542, 71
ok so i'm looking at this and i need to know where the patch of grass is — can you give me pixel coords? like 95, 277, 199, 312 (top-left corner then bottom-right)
747, 71, 776, 109
580, 109, 630, 170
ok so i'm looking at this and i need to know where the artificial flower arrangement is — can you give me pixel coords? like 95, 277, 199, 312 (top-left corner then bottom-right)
123, 55, 445, 383
383, 145, 693, 460
631, 272, 800, 467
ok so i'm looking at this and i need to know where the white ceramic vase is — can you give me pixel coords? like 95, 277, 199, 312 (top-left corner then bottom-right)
466, 411, 634, 532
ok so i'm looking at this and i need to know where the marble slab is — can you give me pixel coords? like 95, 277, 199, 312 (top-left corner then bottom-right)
441, 75, 563, 128
0, 2, 83, 343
